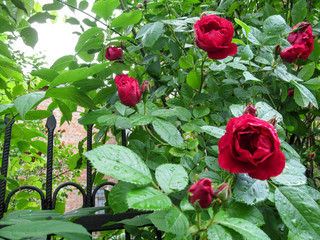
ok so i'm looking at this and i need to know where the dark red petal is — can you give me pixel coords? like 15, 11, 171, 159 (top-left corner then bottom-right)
248, 150, 286, 180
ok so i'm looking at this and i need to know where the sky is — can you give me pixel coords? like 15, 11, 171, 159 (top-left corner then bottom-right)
14, 1, 88, 67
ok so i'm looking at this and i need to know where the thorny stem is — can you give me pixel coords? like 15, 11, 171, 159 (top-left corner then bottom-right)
199, 55, 208, 92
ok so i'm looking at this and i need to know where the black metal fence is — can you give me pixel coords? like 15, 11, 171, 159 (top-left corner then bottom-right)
0, 114, 161, 239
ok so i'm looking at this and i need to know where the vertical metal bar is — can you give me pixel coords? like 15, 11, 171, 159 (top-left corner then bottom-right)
122, 130, 126, 147
0, 116, 14, 218
125, 231, 130, 240
45, 115, 56, 210
86, 123, 93, 207
156, 230, 162, 240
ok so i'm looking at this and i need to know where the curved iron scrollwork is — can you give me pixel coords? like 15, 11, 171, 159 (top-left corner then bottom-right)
0, 113, 162, 239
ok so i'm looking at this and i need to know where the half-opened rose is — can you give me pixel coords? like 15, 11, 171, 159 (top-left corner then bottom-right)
188, 178, 214, 208
194, 14, 237, 60
105, 46, 123, 61
288, 22, 314, 60
218, 114, 285, 180
280, 44, 304, 63
115, 74, 141, 107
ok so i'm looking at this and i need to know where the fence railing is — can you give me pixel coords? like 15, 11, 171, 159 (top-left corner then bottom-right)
0, 114, 161, 239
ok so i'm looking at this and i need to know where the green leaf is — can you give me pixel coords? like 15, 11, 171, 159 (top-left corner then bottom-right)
78, 109, 111, 125
200, 126, 226, 139
20, 27, 38, 48
92, 0, 120, 19
84, 145, 152, 185
0, 104, 14, 114
309, 38, 320, 62
233, 174, 269, 205
127, 187, 172, 210
235, 18, 250, 36
108, 181, 136, 213
193, 106, 210, 118
119, 214, 152, 226
165, 207, 188, 235
42, 2, 64, 10
216, 217, 271, 240
243, 71, 260, 82
11, 0, 28, 14
111, 10, 142, 28
297, 62, 315, 81
0, 41, 12, 59
227, 202, 265, 227
179, 55, 194, 69
291, 0, 307, 25
241, 45, 254, 60
14, 92, 45, 120
304, 78, 320, 90
136, 22, 164, 47
263, 15, 286, 35
25, 110, 52, 120
129, 114, 154, 126
229, 104, 245, 117
79, 0, 89, 10
275, 187, 320, 239
31, 68, 59, 82
208, 225, 233, 240
155, 164, 188, 194
51, 55, 76, 71
45, 86, 96, 109
271, 150, 306, 186
0, 17, 14, 33
147, 210, 168, 232
49, 63, 108, 88
152, 118, 184, 148
255, 101, 283, 122
55, 99, 72, 122
274, 66, 303, 83
292, 81, 319, 109
28, 12, 56, 23
187, 68, 201, 89
0, 220, 90, 240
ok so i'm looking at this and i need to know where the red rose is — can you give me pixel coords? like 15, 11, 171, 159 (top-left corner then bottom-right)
188, 178, 214, 208
288, 22, 314, 60
244, 105, 257, 117
218, 114, 285, 180
287, 89, 294, 97
115, 74, 141, 107
105, 46, 123, 61
280, 44, 304, 63
194, 15, 237, 60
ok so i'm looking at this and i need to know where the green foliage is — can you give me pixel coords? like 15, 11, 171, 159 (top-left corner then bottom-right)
1, 0, 320, 239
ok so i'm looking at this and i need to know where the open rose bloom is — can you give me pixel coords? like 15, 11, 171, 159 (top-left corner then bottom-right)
218, 114, 285, 180
280, 22, 314, 63
194, 14, 237, 59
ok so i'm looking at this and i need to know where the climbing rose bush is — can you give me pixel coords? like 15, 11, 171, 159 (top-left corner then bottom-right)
218, 114, 286, 180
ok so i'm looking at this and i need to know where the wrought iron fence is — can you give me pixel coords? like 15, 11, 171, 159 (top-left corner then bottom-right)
0, 114, 161, 239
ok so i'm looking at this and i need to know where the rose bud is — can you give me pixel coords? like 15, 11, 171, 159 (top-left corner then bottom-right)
274, 44, 281, 57
194, 15, 237, 60
218, 114, 285, 180
141, 81, 151, 93
215, 183, 231, 202
188, 178, 214, 208
269, 118, 277, 126
287, 89, 294, 97
105, 46, 123, 61
308, 153, 315, 160
244, 105, 257, 117
287, 22, 314, 60
115, 74, 141, 107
